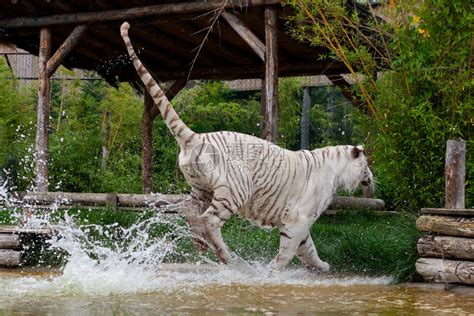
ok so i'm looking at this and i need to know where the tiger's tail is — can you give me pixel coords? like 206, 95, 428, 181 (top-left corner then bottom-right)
120, 22, 197, 147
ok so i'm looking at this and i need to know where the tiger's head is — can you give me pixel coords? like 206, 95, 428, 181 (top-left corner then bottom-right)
337, 145, 375, 197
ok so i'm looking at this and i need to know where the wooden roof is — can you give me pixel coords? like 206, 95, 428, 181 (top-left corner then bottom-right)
0, 0, 364, 85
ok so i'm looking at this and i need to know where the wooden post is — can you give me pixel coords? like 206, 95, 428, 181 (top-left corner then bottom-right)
100, 110, 111, 171
35, 28, 52, 193
142, 79, 187, 194
445, 139, 466, 209
301, 87, 310, 149
142, 92, 154, 194
262, 6, 279, 143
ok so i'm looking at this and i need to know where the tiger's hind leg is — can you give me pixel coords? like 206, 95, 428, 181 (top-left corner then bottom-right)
194, 200, 235, 263
296, 234, 330, 272
180, 189, 211, 252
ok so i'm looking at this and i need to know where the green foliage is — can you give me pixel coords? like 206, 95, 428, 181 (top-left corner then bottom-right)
308, 86, 364, 147
371, 0, 473, 209
313, 211, 421, 282
287, 0, 473, 209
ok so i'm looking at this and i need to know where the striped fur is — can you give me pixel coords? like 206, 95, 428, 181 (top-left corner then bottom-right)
121, 22, 374, 271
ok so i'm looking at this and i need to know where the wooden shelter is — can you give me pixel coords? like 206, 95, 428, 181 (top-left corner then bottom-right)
0, 0, 372, 193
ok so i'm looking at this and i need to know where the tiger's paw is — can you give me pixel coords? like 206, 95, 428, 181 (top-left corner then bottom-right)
305, 261, 330, 273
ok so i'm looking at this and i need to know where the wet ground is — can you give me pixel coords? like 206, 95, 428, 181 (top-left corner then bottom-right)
1, 265, 473, 315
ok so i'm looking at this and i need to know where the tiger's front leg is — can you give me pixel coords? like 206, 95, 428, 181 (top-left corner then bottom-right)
296, 234, 330, 272
268, 221, 310, 271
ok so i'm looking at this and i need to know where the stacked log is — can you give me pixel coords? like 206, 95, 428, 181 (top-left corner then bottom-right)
0, 233, 21, 267
415, 139, 472, 285
416, 212, 474, 285
0, 227, 53, 267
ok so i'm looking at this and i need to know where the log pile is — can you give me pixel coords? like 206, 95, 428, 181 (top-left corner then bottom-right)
0, 227, 53, 267
415, 139, 473, 285
416, 213, 474, 285
0, 231, 21, 267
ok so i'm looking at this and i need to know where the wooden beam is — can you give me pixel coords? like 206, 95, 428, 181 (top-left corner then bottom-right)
165, 78, 188, 101
46, 25, 88, 77
262, 6, 279, 143
0, 0, 282, 28
14, 192, 383, 212
141, 92, 154, 194
326, 74, 362, 108
330, 196, 385, 210
35, 28, 52, 193
222, 11, 265, 61
127, 60, 347, 81
445, 139, 466, 209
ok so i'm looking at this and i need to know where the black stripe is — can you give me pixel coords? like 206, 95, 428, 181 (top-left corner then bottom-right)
280, 231, 292, 239
299, 235, 309, 247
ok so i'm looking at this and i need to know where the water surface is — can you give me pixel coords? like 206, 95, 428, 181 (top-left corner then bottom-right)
1, 265, 472, 315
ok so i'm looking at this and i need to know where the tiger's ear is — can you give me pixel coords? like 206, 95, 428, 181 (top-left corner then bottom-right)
351, 145, 365, 159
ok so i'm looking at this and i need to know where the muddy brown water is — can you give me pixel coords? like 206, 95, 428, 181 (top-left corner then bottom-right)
0, 265, 473, 315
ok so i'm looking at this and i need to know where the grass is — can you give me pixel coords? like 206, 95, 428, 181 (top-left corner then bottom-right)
0, 208, 421, 283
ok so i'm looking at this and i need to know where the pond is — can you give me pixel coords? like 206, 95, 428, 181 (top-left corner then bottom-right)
1, 265, 473, 315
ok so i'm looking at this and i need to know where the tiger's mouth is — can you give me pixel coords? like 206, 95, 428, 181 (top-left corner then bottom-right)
361, 176, 374, 198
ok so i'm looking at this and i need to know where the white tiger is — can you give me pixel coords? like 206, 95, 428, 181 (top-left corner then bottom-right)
120, 22, 374, 271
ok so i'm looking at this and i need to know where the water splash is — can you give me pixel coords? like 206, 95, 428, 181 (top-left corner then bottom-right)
1, 180, 392, 298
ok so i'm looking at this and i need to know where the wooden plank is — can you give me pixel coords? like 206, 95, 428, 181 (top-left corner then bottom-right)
0, 0, 282, 28
222, 11, 265, 61
0, 250, 21, 267
17, 192, 184, 207
46, 25, 88, 77
416, 215, 474, 238
417, 235, 474, 260
0, 235, 21, 249
330, 196, 385, 210
445, 139, 466, 209
0, 226, 54, 235
416, 258, 474, 285
35, 27, 51, 193
15, 192, 382, 211
421, 208, 474, 217
262, 6, 279, 143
